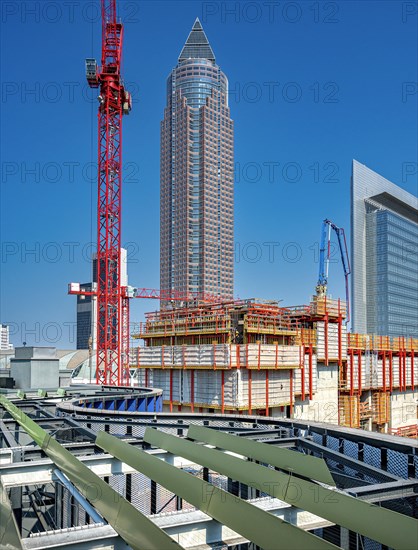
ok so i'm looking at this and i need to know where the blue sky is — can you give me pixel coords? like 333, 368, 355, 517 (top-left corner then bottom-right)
1, 0, 417, 347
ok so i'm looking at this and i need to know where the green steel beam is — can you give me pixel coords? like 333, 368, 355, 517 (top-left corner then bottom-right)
96, 430, 338, 550
0, 396, 182, 550
0, 481, 22, 550
188, 424, 335, 486
144, 427, 417, 550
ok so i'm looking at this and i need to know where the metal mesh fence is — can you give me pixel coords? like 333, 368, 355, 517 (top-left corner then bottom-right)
387, 449, 408, 479
382, 496, 417, 518
363, 536, 382, 550
325, 435, 340, 471
312, 431, 322, 444
108, 473, 126, 498
52, 409, 417, 543
344, 439, 359, 477
364, 444, 381, 469
130, 472, 151, 514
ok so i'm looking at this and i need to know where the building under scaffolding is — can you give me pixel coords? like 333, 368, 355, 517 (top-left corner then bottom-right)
0, 386, 417, 549
131, 296, 418, 433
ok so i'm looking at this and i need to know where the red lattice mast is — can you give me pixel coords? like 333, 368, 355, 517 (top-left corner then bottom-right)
86, 0, 131, 385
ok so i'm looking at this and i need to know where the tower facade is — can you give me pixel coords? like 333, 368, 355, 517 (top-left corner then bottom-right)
351, 160, 418, 337
76, 250, 127, 350
160, 19, 234, 300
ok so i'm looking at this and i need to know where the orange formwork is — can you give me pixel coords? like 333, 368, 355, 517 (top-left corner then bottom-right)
339, 394, 360, 428
391, 424, 418, 439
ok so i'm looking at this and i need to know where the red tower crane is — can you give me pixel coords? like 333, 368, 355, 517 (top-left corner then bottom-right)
69, 1, 228, 386
85, 0, 131, 386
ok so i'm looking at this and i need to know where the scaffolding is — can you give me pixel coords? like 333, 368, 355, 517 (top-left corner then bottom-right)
347, 335, 418, 393
372, 391, 390, 425
134, 297, 346, 348
391, 424, 418, 438
132, 295, 417, 418
339, 395, 360, 428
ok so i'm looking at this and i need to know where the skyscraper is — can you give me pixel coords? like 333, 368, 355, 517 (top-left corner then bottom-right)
351, 160, 418, 337
160, 19, 234, 300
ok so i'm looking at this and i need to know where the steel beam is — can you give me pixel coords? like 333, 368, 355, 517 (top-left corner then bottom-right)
297, 438, 400, 482
54, 469, 104, 524
187, 424, 335, 485
21, 524, 123, 549
0, 419, 20, 447
0, 448, 194, 488
348, 479, 418, 502
144, 427, 417, 550
0, 395, 183, 550
0, 480, 22, 550
96, 430, 338, 550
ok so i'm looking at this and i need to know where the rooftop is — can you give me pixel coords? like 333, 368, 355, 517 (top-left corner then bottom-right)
178, 18, 216, 63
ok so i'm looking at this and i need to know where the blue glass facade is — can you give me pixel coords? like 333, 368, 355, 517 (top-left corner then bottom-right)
352, 160, 418, 337
368, 210, 418, 336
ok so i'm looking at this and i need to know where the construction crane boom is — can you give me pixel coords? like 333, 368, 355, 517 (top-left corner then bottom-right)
85, 0, 131, 386
316, 219, 351, 322
69, 284, 224, 303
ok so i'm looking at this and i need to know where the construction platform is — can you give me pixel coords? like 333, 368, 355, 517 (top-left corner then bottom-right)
124, 296, 418, 434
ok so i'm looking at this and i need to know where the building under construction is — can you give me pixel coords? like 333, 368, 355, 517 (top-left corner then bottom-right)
132, 296, 418, 434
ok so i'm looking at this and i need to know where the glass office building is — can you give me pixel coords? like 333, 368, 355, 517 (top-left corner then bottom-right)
160, 19, 234, 300
351, 160, 418, 337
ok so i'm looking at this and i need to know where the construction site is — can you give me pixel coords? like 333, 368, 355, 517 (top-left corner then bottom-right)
61, 0, 417, 438
129, 295, 418, 435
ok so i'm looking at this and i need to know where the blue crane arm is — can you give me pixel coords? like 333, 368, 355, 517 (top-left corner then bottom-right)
317, 219, 351, 322
334, 227, 351, 279
318, 220, 330, 286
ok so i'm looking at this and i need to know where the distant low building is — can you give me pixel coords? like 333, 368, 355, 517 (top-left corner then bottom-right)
351, 160, 418, 337
0, 324, 14, 350
76, 282, 96, 350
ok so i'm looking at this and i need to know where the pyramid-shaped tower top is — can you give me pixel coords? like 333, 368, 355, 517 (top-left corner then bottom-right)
178, 18, 216, 63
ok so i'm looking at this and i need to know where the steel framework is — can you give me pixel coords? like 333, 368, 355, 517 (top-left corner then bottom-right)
1, 390, 417, 550
85, 0, 132, 386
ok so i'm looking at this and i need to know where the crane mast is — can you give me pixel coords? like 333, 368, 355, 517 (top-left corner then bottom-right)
86, 0, 131, 385
71, 1, 229, 384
